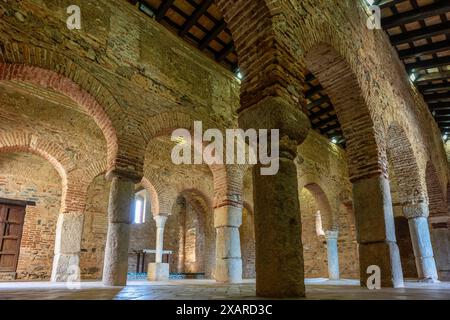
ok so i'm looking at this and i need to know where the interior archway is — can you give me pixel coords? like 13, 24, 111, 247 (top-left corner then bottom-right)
0, 151, 62, 280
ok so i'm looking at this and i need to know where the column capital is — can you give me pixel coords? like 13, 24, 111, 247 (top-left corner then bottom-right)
106, 168, 143, 184
325, 230, 339, 240
214, 205, 242, 228
238, 96, 310, 148
402, 202, 429, 219
154, 215, 168, 228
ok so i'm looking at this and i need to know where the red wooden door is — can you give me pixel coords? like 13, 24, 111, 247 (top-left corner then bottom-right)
0, 204, 26, 272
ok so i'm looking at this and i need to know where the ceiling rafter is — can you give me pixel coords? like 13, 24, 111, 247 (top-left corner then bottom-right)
381, 0, 450, 135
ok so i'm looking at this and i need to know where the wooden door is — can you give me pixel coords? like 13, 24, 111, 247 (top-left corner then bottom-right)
0, 204, 26, 272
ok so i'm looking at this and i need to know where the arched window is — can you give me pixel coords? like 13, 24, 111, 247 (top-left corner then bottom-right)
133, 190, 147, 224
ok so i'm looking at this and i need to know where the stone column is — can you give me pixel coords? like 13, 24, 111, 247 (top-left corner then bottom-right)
154, 215, 168, 263
214, 205, 243, 283
102, 175, 135, 286
429, 216, 450, 281
148, 215, 169, 281
325, 230, 339, 280
51, 212, 84, 282
239, 96, 311, 298
403, 203, 439, 282
353, 175, 404, 288
177, 198, 187, 273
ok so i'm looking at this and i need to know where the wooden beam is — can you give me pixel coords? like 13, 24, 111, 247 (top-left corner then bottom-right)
399, 40, 450, 60
424, 92, 450, 103
309, 105, 335, 119
406, 56, 450, 71
306, 96, 330, 110
429, 102, 450, 110
432, 111, 450, 117
216, 42, 235, 62
199, 20, 227, 50
305, 84, 323, 99
377, 0, 406, 9
390, 21, 450, 46
0, 198, 35, 207
418, 82, 450, 93
312, 115, 338, 129
436, 119, 450, 124
382, 2, 450, 30
156, 0, 174, 21
179, 0, 214, 37
323, 123, 341, 134
416, 71, 450, 83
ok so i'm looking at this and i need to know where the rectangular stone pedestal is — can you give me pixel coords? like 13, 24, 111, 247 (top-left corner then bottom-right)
148, 263, 170, 281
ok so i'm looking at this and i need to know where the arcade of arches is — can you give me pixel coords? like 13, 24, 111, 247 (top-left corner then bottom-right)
0, 0, 450, 299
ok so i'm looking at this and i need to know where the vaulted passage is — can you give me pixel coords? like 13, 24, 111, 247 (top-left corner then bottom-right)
0, 0, 449, 301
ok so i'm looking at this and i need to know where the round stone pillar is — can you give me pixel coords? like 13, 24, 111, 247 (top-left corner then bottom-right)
403, 203, 439, 282
353, 175, 404, 288
176, 198, 187, 273
214, 205, 243, 283
102, 175, 135, 286
239, 96, 310, 298
325, 230, 340, 280
148, 214, 170, 281
154, 215, 168, 263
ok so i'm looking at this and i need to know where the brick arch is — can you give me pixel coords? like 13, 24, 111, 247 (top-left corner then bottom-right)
0, 131, 88, 213
178, 188, 214, 276
141, 112, 219, 143
0, 131, 70, 183
80, 159, 108, 184
141, 170, 177, 216
0, 41, 144, 178
243, 201, 254, 216
425, 161, 447, 217
142, 111, 244, 210
179, 188, 213, 219
304, 43, 383, 182
386, 122, 425, 205
300, 182, 335, 231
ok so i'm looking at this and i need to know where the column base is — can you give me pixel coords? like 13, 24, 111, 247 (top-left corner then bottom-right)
415, 256, 439, 282
215, 258, 242, 283
51, 253, 80, 282
148, 263, 170, 281
417, 277, 440, 284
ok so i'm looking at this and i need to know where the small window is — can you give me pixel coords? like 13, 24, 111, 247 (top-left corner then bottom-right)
133, 193, 146, 224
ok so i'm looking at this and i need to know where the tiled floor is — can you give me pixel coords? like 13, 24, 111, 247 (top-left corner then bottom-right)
0, 278, 449, 300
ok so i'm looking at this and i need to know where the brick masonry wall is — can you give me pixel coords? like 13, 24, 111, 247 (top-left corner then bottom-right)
298, 131, 359, 279
79, 175, 110, 279
0, 0, 447, 283
0, 152, 61, 280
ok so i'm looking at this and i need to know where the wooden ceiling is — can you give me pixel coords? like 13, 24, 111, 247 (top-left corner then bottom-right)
126, 0, 450, 146
378, 0, 450, 137
126, 0, 238, 71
